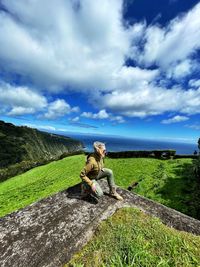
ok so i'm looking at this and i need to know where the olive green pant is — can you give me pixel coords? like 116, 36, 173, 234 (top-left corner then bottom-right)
82, 168, 116, 198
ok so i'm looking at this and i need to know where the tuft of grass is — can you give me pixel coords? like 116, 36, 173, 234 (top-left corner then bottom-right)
66, 207, 200, 267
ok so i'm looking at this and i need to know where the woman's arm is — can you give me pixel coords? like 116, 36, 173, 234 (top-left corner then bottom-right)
80, 158, 94, 186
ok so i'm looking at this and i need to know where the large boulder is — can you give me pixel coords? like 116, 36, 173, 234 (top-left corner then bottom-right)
1, 180, 200, 267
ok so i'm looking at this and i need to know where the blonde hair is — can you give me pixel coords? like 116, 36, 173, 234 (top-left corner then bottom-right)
93, 141, 106, 151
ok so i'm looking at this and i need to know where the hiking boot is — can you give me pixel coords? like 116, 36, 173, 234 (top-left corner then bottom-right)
109, 187, 124, 201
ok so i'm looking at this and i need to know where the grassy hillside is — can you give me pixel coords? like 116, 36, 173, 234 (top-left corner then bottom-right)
0, 120, 83, 181
0, 154, 84, 217
0, 155, 200, 219
66, 207, 200, 267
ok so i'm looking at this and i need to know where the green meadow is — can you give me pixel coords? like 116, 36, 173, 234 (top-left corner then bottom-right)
0, 155, 199, 219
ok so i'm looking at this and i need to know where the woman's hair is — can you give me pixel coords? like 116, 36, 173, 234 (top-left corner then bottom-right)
93, 141, 106, 151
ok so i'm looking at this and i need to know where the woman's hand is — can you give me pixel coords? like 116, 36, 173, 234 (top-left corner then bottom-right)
91, 182, 96, 192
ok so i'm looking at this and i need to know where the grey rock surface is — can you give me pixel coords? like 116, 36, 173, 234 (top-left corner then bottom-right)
0, 180, 200, 267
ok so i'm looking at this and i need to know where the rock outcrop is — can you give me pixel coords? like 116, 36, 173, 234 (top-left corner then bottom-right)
0, 180, 200, 267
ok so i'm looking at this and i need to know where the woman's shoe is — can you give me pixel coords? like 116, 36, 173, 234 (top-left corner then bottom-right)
109, 187, 124, 201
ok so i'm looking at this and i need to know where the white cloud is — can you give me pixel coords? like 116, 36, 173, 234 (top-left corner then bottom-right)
139, 3, 200, 68
0, 83, 47, 115
71, 106, 80, 113
167, 59, 195, 79
0, 0, 200, 121
37, 125, 56, 131
110, 115, 125, 123
111, 66, 159, 90
71, 116, 80, 122
0, 0, 130, 91
57, 128, 69, 132
8, 107, 35, 116
95, 86, 200, 117
161, 115, 189, 124
24, 123, 56, 131
189, 79, 200, 88
83, 2, 200, 118
81, 109, 109, 119
81, 109, 125, 123
0, 82, 80, 118
0, 83, 47, 109
43, 99, 78, 119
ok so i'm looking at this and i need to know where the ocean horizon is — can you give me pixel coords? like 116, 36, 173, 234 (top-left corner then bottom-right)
65, 133, 198, 155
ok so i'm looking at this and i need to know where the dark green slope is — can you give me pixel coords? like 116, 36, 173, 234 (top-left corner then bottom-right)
0, 120, 83, 179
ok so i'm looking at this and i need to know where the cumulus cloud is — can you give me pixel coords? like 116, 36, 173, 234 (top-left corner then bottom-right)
0, 83, 47, 115
161, 115, 189, 124
43, 99, 79, 119
95, 86, 200, 117
0, 0, 200, 121
0, 82, 80, 118
71, 116, 80, 122
8, 107, 35, 116
81, 109, 125, 123
167, 59, 196, 79
87, 2, 200, 118
189, 79, 200, 88
110, 115, 125, 123
138, 3, 200, 68
0, 83, 47, 109
0, 0, 130, 91
111, 66, 159, 91
24, 123, 57, 131
81, 109, 109, 119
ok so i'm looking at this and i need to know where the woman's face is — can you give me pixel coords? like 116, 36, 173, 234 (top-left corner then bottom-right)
97, 146, 106, 158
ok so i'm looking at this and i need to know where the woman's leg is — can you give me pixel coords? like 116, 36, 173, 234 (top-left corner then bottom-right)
96, 168, 116, 189
96, 168, 123, 200
91, 180, 104, 198
81, 180, 104, 199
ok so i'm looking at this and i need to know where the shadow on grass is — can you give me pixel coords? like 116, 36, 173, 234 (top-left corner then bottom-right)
156, 161, 200, 220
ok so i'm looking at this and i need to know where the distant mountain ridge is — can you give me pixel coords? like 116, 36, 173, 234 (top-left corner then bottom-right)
0, 120, 83, 180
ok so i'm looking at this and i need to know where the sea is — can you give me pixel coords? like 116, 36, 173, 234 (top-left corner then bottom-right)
66, 133, 198, 155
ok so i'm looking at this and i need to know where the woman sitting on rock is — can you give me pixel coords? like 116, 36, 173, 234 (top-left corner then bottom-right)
80, 141, 123, 201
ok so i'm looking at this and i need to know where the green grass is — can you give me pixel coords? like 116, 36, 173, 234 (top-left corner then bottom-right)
106, 157, 200, 219
0, 155, 200, 219
0, 155, 84, 217
131, 158, 200, 219
65, 207, 200, 267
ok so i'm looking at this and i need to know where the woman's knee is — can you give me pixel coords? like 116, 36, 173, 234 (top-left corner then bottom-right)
93, 180, 104, 198
104, 168, 113, 176
95, 189, 104, 198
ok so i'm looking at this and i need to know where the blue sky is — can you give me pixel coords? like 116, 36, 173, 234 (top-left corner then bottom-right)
0, 0, 200, 143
